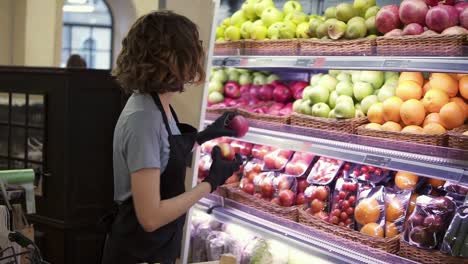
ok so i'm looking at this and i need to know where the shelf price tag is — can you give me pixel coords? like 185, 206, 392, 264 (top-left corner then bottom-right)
212, 59, 224, 66
363, 155, 391, 167
253, 58, 273, 66
382, 60, 410, 68
225, 58, 241, 67
295, 59, 313, 67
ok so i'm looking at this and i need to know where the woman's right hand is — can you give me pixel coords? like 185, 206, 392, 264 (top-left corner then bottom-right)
203, 146, 243, 192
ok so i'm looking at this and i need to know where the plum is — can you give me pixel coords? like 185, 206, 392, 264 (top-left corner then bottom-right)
423, 214, 444, 232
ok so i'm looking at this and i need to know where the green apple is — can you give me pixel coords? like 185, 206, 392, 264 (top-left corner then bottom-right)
296, 22, 310, 38
353, 81, 374, 102
251, 24, 268, 40
208, 81, 224, 94
335, 101, 355, 119
328, 109, 336, 118
365, 6, 380, 20
377, 86, 396, 102
345, 19, 367, 39
366, 16, 378, 35
293, 99, 303, 113
216, 26, 226, 39
307, 86, 329, 104
310, 73, 323, 86
212, 70, 228, 82
336, 95, 354, 106
337, 72, 351, 82
267, 22, 282, 39
285, 11, 308, 25
360, 71, 384, 89
325, 18, 339, 28
373, 89, 380, 96
329, 90, 338, 109
312, 103, 331, 118
353, 0, 376, 16
300, 99, 313, 115
253, 74, 267, 85
242, 1, 259, 20
261, 7, 284, 28
385, 77, 399, 88
385, 71, 399, 81
324, 6, 337, 19
308, 17, 324, 38
228, 70, 240, 82
315, 22, 329, 38
240, 21, 254, 39
254, 0, 274, 17
335, 3, 355, 22
208, 91, 224, 104
355, 103, 361, 110
267, 74, 280, 84
283, 1, 303, 14
280, 21, 296, 39
231, 10, 248, 27
224, 26, 241, 41
360, 95, 378, 114
222, 18, 231, 27
216, 37, 225, 42
328, 20, 347, 40
253, 20, 265, 27
318, 74, 338, 92
239, 73, 253, 85
348, 17, 366, 25
329, 70, 341, 77
351, 71, 361, 83
336, 80, 354, 97
355, 109, 365, 118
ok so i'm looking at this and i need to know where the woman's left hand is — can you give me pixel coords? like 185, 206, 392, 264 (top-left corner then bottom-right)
196, 111, 238, 144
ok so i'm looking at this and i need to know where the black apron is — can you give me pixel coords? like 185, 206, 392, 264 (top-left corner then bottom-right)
101, 93, 197, 264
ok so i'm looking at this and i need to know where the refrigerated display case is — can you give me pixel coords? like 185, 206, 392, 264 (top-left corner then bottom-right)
182, 0, 468, 263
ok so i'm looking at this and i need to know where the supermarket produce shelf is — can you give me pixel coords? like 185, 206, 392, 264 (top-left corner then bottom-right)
197, 194, 419, 264
205, 114, 468, 185
212, 56, 468, 73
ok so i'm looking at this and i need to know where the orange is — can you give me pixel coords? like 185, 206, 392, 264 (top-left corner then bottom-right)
361, 223, 384, 238
383, 96, 403, 122
440, 102, 465, 129
456, 74, 468, 81
429, 73, 459, 97
423, 113, 444, 127
400, 99, 426, 126
423, 80, 431, 95
422, 89, 449, 113
395, 171, 419, 190
381, 121, 402, 132
460, 76, 468, 100
386, 222, 399, 238
423, 123, 447, 134
367, 103, 385, 124
355, 198, 381, 225
399, 72, 424, 86
401, 125, 424, 134
366, 123, 382, 130
386, 198, 404, 222
450, 97, 468, 118
396, 80, 423, 101
427, 178, 445, 188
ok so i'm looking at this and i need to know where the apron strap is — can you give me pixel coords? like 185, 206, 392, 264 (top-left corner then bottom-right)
169, 105, 180, 125
150, 93, 173, 137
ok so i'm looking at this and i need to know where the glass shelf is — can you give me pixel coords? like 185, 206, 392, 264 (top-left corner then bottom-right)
212, 56, 468, 74
205, 113, 468, 186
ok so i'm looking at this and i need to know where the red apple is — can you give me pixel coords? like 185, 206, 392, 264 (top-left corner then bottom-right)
311, 199, 325, 213
296, 193, 307, 205
242, 183, 255, 195
279, 189, 296, 207
290, 81, 308, 94
297, 178, 309, 193
272, 83, 293, 103
315, 186, 329, 201
228, 115, 249, 138
261, 178, 274, 198
224, 81, 241, 99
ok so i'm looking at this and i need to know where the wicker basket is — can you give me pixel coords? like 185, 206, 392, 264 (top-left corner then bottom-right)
214, 41, 243, 56
376, 34, 467, 56
299, 38, 376, 56
448, 125, 468, 150
243, 39, 299, 56
206, 106, 237, 115
237, 109, 291, 124
220, 185, 299, 222
357, 125, 448, 146
399, 240, 468, 264
298, 208, 400, 254
290, 113, 368, 134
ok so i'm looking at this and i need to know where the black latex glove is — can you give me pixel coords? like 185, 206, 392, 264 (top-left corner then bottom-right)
203, 146, 243, 192
196, 112, 238, 145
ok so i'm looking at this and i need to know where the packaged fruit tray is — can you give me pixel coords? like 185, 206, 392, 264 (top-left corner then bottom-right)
399, 240, 468, 264
290, 113, 367, 134
448, 125, 468, 150
356, 125, 448, 146
298, 207, 400, 254
237, 108, 291, 125
243, 39, 299, 56
376, 34, 467, 57
213, 40, 243, 56
298, 38, 376, 56
219, 184, 299, 222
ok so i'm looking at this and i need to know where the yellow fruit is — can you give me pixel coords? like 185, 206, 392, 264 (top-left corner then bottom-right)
440, 102, 465, 129
361, 223, 384, 238
367, 103, 385, 125
429, 73, 459, 97
423, 113, 444, 127
395, 171, 419, 190
401, 125, 424, 134
423, 80, 431, 95
460, 76, 468, 100
355, 198, 381, 225
399, 72, 424, 86
396, 80, 423, 101
422, 89, 449, 113
400, 99, 426, 126
386, 222, 399, 238
383, 96, 403, 122
381, 121, 402, 132
450, 97, 468, 119
423, 123, 447, 135
366, 123, 382, 130
386, 198, 404, 222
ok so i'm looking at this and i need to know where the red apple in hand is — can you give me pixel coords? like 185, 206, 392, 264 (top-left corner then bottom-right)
279, 189, 296, 207
217, 143, 235, 160
228, 115, 249, 138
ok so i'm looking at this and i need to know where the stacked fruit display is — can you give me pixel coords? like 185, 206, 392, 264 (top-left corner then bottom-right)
293, 70, 398, 119
217, 0, 383, 42
376, 0, 468, 37
365, 72, 468, 135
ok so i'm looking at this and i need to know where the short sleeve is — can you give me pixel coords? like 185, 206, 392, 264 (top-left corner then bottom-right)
123, 111, 162, 173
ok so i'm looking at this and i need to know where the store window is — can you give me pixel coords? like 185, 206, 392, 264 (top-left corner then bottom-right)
61, 0, 113, 69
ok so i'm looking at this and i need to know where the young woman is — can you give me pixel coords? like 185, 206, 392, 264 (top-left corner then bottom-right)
101, 11, 242, 264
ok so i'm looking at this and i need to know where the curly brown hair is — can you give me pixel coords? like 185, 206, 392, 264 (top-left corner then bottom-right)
112, 10, 206, 94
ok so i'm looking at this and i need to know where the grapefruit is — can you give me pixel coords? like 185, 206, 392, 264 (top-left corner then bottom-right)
429, 73, 458, 97
399, 72, 424, 86
386, 198, 404, 222
422, 89, 449, 113
450, 97, 468, 118
360, 223, 384, 238
383, 96, 403, 122
395, 171, 419, 190
367, 103, 385, 124
381, 121, 402, 132
355, 198, 381, 225
396, 80, 423, 101
366, 123, 382, 130
386, 222, 399, 238
460, 76, 468, 100
423, 123, 447, 135
400, 99, 426, 126
423, 113, 444, 127
401, 125, 424, 134
440, 102, 465, 129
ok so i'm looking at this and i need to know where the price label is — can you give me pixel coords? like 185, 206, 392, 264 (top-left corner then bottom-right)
295, 59, 313, 67
212, 59, 224, 66
363, 155, 391, 167
225, 58, 241, 67
253, 58, 273, 65
383, 60, 410, 68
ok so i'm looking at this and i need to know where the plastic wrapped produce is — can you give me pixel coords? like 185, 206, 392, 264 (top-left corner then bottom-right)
355, 186, 386, 238
240, 237, 288, 264
272, 174, 297, 207
252, 144, 276, 160
441, 206, 468, 257
345, 163, 391, 184
304, 185, 331, 221
263, 149, 294, 171
206, 231, 243, 261
283, 152, 316, 177
329, 178, 358, 228
404, 195, 456, 249
307, 157, 343, 185
385, 188, 411, 238
231, 140, 254, 157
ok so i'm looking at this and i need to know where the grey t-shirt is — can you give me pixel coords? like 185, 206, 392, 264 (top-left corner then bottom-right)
113, 93, 181, 201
